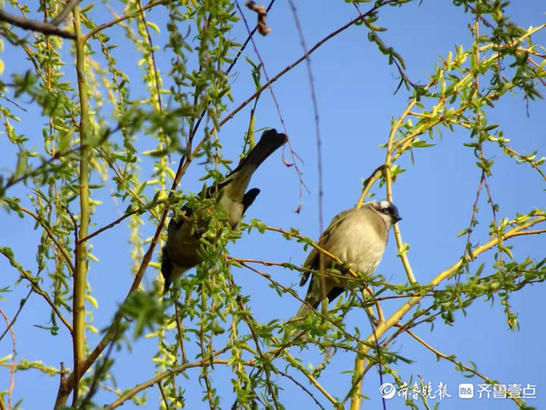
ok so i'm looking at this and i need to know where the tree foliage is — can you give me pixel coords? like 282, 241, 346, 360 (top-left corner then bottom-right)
0, 0, 544, 409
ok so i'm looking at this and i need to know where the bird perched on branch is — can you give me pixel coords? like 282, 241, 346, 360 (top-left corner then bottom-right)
161, 128, 288, 292
295, 200, 401, 318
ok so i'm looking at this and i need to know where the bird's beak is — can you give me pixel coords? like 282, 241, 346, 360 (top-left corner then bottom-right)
394, 216, 402, 223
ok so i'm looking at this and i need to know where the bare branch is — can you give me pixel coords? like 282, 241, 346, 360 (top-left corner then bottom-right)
78, 208, 141, 244
0, 8, 75, 39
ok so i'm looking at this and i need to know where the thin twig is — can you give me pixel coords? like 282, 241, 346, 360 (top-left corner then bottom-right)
353, 3, 419, 93
78, 208, 141, 244
235, 0, 308, 211
80, 331, 118, 409
157, 382, 169, 409
137, 0, 162, 112
280, 349, 338, 405
229, 275, 280, 410
385, 134, 416, 286
502, 145, 546, 180
50, 0, 79, 26
0, 249, 73, 334
277, 368, 326, 410
288, 0, 323, 231
173, 302, 187, 364
106, 356, 237, 408
236, 260, 370, 352
0, 308, 16, 410
457, 162, 485, 287
18, 207, 74, 274
263, 225, 361, 284
0, 287, 32, 342
93, 146, 162, 223
83, 0, 167, 42
2, 147, 79, 194
197, 291, 215, 410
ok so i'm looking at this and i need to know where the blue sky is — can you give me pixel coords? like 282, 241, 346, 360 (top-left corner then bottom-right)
1, 1, 545, 409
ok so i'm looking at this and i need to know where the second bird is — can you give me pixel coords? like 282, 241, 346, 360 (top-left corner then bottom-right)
162, 129, 288, 292
295, 200, 401, 317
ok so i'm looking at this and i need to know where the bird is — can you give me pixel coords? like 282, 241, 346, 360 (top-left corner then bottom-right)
161, 128, 288, 292
295, 200, 401, 318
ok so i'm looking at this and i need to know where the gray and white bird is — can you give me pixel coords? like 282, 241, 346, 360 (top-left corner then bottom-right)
161, 129, 288, 292
295, 200, 401, 317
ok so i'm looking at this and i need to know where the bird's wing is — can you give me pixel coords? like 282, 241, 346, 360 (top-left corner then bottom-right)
299, 208, 355, 286
242, 188, 260, 214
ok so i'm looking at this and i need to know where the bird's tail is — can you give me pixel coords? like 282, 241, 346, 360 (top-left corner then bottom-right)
221, 129, 287, 199
293, 280, 322, 319
294, 303, 311, 319
161, 246, 173, 293
236, 129, 288, 172
294, 279, 345, 319
228, 129, 287, 181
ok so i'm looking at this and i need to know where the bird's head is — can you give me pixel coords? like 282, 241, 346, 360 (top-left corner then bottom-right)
372, 200, 402, 227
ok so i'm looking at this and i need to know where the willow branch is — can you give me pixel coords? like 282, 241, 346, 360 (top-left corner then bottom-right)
106, 359, 231, 409
12, 268, 72, 334
71, 5, 90, 405
355, 165, 387, 209
20, 207, 75, 274
82, 0, 168, 42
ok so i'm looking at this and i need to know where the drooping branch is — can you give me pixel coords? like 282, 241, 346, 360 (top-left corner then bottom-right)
0, 246, 73, 334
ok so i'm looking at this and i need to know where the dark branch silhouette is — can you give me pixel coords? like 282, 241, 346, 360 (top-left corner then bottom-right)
0, 8, 75, 39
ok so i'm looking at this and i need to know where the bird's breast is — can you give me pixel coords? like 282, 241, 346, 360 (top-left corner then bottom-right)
218, 195, 244, 228
329, 213, 387, 277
